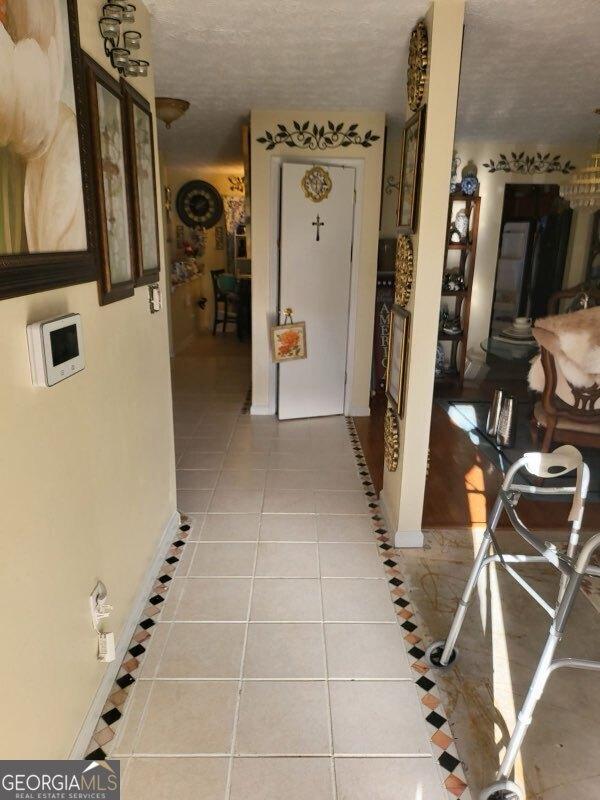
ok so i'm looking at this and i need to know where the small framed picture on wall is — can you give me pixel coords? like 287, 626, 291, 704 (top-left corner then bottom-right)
386, 304, 411, 418
85, 55, 135, 305
397, 106, 426, 233
121, 79, 161, 286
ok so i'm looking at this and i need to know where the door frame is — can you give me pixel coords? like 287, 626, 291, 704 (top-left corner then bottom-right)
268, 155, 363, 416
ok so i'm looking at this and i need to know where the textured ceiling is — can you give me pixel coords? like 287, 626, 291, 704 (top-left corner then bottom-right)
457, 0, 600, 144
147, 0, 600, 169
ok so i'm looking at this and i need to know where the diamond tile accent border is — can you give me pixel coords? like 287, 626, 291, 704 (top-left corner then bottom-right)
83, 521, 192, 761
345, 417, 472, 800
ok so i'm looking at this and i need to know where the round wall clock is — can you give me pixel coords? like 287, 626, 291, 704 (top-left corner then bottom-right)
407, 19, 428, 112
176, 180, 224, 229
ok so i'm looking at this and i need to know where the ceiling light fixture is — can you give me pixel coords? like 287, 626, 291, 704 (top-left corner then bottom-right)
560, 109, 600, 209
155, 98, 191, 129
98, 3, 149, 78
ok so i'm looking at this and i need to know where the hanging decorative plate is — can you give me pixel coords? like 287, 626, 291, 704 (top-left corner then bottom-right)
301, 166, 333, 203
394, 235, 414, 307
407, 20, 428, 112
176, 180, 224, 229
384, 406, 400, 472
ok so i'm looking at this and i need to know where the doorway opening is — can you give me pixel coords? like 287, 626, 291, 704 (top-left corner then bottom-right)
489, 184, 572, 337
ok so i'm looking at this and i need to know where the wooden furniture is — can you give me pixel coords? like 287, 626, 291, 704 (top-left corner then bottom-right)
435, 193, 481, 390
531, 284, 600, 452
210, 269, 238, 335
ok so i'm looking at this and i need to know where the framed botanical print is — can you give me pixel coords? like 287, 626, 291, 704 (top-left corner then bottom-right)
84, 56, 135, 304
397, 106, 426, 233
386, 304, 410, 418
121, 80, 160, 285
0, 0, 97, 300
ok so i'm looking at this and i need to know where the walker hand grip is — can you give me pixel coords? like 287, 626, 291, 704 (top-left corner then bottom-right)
522, 446, 582, 479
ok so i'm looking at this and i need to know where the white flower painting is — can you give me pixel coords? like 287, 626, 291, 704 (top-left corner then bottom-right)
0, 0, 87, 255
133, 105, 158, 273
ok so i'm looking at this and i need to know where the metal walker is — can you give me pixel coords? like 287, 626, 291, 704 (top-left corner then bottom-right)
424, 446, 600, 800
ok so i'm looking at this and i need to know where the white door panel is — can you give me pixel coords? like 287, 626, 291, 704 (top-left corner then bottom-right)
278, 163, 355, 420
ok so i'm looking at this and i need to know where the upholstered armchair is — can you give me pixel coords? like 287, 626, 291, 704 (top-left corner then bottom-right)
529, 286, 600, 453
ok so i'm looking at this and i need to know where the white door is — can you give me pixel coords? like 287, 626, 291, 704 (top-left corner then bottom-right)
278, 163, 356, 420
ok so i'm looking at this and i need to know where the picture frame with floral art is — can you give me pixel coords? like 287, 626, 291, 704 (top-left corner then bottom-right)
271, 321, 307, 363
84, 55, 135, 305
0, 0, 97, 300
397, 106, 426, 233
386, 304, 410, 418
121, 79, 160, 286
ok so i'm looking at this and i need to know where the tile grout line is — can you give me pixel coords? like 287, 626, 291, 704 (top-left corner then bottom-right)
223, 434, 261, 800
316, 531, 338, 800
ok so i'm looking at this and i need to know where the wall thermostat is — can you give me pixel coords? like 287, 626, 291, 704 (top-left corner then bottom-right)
27, 313, 85, 387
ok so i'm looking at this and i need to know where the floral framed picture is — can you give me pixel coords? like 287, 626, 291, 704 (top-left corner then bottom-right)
386, 304, 410, 418
85, 56, 135, 304
397, 106, 426, 233
121, 80, 160, 286
271, 321, 307, 362
0, 0, 97, 300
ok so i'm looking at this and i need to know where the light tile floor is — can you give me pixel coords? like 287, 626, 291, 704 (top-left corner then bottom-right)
111, 335, 456, 799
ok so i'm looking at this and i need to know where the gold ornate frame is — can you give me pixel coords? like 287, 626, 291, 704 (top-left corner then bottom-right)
384, 406, 400, 472
395, 235, 414, 307
407, 19, 429, 112
300, 166, 333, 203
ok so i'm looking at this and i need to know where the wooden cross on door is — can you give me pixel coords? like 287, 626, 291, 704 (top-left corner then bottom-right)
312, 214, 325, 242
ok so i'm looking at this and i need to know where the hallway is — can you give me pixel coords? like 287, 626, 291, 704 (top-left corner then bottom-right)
88, 334, 468, 799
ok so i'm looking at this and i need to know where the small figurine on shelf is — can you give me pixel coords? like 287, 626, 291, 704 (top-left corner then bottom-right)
435, 343, 446, 377
439, 307, 450, 333
442, 315, 462, 336
442, 272, 465, 292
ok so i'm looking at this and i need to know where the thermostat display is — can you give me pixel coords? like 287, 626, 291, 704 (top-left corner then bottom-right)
27, 313, 85, 387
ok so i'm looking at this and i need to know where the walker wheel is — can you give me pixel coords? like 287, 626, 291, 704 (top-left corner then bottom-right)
424, 640, 458, 669
479, 779, 523, 800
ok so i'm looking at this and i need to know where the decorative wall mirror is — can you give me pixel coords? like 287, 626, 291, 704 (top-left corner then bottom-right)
85, 55, 135, 305
386, 304, 411, 418
0, 0, 97, 300
121, 80, 161, 285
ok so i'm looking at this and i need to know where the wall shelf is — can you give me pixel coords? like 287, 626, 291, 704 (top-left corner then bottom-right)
435, 193, 481, 389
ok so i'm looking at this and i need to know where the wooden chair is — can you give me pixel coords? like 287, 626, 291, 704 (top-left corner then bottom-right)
530, 282, 600, 452
210, 269, 238, 335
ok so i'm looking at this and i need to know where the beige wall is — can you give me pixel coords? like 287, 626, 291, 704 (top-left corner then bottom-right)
380, 133, 402, 239
164, 168, 244, 348
381, 1, 465, 545
0, 1, 176, 757
250, 109, 385, 414
453, 139, 593, 351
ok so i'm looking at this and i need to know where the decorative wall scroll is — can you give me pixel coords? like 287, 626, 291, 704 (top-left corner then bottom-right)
228, 176, 245, 193
214, 226, 225, 251
0, 0, 97, 300
397, 106, 426, 232
121, 80, 160, 286
407, 19, 429, 112
394, 235, 414, 307
301, 166, 333, 203
85, 55, 135, 305
384, 406, 400, 472
483, 152, 576, 174
257, 121, 380, 151
386, 304, 411, 418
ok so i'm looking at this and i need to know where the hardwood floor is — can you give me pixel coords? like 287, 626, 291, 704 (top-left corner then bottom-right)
353, 392, 600, 532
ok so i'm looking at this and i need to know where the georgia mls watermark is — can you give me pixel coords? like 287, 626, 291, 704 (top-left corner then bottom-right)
0, 761, 120, 800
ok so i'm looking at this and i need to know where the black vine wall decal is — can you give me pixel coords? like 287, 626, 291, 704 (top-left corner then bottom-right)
483, 152, 576, 174
257, 121, 381, 151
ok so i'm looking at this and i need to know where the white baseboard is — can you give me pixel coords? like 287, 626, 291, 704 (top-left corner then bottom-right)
394, 529, 425, 548
347, 405, 371, 417
69, 509, 181, 759
250, 403, 276, 416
